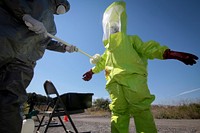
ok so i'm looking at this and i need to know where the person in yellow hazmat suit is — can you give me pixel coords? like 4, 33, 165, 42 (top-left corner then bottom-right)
82, 1, 198, 133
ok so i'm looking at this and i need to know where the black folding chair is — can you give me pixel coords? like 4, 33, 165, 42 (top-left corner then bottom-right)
36, 80, 93, 133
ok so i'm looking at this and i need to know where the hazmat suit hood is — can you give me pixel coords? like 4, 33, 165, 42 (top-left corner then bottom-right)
0, 0, 70, 64
102, 1, 127, 46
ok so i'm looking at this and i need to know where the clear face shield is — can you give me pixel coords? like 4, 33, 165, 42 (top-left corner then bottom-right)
102, 4, 124, 41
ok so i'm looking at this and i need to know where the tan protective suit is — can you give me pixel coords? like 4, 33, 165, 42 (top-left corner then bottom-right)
0, 0, 69, 132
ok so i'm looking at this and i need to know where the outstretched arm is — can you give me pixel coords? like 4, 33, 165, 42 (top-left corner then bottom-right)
82, 51, 107, 81
47, 40, 78, 53
163, 49, 198, 65
82, 69, 94, 81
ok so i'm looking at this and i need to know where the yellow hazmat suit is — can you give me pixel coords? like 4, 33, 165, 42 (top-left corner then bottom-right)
92, 1, 168, 133
83, 1, 198, 132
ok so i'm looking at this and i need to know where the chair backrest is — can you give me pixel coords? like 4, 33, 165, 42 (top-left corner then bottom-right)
41, 80, 80, 133
43, 80, 59, 97
43, 80, 68, 111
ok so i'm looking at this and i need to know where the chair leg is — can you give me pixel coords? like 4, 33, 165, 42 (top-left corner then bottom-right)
44, 115, 53, 133
58, 116, 67, 132
36, 115, 41, 123
36, 115, 45, 131
67, 115, 79, 133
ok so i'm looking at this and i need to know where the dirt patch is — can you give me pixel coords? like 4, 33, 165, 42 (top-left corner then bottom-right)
35, 114, 200, 133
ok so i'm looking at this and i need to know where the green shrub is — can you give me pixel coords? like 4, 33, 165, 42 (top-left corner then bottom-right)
93, 98, 111, 111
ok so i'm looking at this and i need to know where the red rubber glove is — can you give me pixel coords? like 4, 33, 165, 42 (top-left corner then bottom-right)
163, 49, 198, 65
82, 69, 94, 81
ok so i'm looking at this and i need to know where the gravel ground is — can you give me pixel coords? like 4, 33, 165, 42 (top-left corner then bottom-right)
35, 114, 200, 133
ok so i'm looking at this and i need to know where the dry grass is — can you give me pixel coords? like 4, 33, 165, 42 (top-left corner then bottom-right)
84, 108, 111, 117
35, 101, 200, 119
152, 102, 200, 119
86, 102, 200, 119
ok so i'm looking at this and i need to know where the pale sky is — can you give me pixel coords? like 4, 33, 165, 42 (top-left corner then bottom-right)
27, 0, 200, 105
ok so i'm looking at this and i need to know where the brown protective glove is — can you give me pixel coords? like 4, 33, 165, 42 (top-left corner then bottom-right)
163, 49, 198, 65
82, 69, 94, 81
